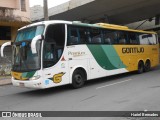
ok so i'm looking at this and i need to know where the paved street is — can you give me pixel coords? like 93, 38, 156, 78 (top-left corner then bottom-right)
1, 66, 160, 120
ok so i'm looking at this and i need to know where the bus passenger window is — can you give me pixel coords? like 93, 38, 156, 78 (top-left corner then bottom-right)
104, 38, 111, 44
70, 36, 78, 44
103, 30, 118, 44
90, 28, 102, 44
128, 32, 139, 45
85, 31, 91, 43
117, 31, 127, 44
78, 27, 88, 44
67, 26, 80, 45
92, 37, 102, 43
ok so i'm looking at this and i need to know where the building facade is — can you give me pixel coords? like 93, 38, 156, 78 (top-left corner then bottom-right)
0, 0, 30, 76
0, 0, 30, 45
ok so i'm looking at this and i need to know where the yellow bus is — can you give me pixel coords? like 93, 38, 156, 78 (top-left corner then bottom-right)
1, 21, 159, 89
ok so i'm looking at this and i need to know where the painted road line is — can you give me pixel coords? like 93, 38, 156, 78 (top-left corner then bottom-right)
96, 79, 133, 90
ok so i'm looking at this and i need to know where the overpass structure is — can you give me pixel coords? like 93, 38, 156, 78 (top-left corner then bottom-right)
32, 0, 160, 25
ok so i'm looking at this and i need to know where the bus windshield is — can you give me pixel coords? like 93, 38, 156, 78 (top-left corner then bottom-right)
12, 25, 44, 72
16, 25, 44, 42
12, 41, 41, 72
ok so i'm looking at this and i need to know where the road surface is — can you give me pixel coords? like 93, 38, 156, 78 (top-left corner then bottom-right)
1, 66, 160, 120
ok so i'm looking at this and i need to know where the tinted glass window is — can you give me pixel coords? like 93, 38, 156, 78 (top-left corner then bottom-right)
67, 26, 103, 45
45, 24, 65, 46
90, 28, 102, 44
103, 30, 118, 44
67, 26, 79, 45
117, 31, 128, 44
67, 25, 157, 46
128, 32, 139, 45
43, 24, 65, 68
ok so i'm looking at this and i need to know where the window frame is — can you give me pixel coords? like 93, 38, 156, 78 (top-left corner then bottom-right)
21, 0, 26, 11
67, 25, 157, 46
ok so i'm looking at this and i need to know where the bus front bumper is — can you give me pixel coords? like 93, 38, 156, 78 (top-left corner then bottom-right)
12, 77, 44, 89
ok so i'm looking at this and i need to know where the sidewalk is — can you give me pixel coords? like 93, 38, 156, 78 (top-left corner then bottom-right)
0, 78, 12, 86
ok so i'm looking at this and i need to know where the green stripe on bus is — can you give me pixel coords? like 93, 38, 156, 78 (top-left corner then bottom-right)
101, 45, 126, 69
87, 45, 126, 70
87, 45, 116, 70
22, 71, 36, 78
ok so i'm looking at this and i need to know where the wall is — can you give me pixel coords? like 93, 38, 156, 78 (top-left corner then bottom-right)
14, 0, 30, 22
0, 0, 30, 22
0, 0, 17, 9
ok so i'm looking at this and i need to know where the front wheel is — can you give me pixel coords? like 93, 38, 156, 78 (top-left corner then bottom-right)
72, 69, 85, 89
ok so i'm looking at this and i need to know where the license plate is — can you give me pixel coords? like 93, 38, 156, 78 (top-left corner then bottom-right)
19, 83, 25, 87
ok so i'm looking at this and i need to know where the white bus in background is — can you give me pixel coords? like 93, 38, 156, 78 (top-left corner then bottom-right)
0, 20, 159, 89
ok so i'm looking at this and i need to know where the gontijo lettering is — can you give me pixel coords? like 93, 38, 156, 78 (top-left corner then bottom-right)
122, 47, 144, 54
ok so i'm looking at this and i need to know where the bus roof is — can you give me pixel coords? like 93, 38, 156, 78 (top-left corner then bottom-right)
19, 20, 156, 34
72, 21, 157, 34
18, 20, 72, 31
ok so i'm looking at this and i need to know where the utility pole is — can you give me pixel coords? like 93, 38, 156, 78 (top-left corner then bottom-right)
43, 0, 49, 20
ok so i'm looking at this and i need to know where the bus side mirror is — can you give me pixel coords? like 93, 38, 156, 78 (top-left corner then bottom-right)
31, 35, 43, 54
1, 42, 11, 57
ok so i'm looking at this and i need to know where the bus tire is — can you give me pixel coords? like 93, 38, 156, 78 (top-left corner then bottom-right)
144, 60, 151, 72
72, 69, 86, 89
138, 61, 144, 74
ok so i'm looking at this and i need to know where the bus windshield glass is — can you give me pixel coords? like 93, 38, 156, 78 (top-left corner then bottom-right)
12, 41, 41, 72
16, 25, 44, 42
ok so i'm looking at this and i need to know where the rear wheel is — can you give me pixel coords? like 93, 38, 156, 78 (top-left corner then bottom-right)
138, 61, 144, 74
72, 69, 86, 89
144, 60, 151, 72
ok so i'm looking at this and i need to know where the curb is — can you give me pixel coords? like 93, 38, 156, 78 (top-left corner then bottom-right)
0, 79, 12, 86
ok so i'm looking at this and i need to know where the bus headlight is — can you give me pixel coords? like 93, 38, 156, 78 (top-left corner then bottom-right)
30, 75, 41, 80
